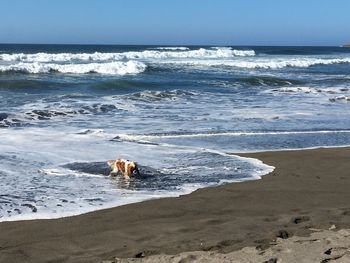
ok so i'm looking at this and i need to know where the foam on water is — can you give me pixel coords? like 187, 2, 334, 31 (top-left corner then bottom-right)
165, 57, 350, 69
0, 47, 256, 75
329, 95, 350, 103
153, 47, 190, 51
0, 47, 255, 63
0, 61, 147, 75
264, 86, 350, 95
126, 90, 198, 102
114, 130, 350, 141
0, 126, 274, 221
2, 47, 350, 76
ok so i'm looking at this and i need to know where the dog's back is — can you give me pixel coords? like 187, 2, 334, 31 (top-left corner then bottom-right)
107, 159, 138, 177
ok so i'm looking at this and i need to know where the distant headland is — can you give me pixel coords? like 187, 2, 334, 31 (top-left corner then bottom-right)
343, 43, 350, 48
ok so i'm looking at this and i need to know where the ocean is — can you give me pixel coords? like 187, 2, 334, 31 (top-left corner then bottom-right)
1, 44, 350, 221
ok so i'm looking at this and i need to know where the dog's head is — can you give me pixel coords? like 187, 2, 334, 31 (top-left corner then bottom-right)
128, 162, 140, 176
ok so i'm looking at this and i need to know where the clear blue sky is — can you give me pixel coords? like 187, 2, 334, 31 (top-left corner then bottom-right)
0, 0, 349, 46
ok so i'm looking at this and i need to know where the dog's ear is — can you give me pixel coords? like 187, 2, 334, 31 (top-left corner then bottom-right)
107, 160, 115, 168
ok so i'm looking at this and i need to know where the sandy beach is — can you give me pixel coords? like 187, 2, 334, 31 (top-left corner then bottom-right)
1, 147, 350, 263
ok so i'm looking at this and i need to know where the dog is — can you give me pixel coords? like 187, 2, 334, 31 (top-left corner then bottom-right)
107, 159, 139, 178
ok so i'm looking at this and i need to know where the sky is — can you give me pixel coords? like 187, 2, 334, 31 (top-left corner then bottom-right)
0, 0, 349, 46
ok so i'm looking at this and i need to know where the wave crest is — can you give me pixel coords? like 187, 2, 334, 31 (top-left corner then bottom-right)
0, 61, 147, 75
169, 57, 350, 69
0, 47, 255, 63
153, 47, 189, 51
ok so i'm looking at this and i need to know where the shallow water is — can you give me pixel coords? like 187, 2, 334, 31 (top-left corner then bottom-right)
1, 44, 350, 221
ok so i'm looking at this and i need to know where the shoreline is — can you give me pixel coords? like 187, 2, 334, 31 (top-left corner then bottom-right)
0, 149, 274, 223
1, 147, 350, 262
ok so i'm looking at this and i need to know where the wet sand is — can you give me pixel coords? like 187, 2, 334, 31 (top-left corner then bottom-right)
1, 147, 350, 263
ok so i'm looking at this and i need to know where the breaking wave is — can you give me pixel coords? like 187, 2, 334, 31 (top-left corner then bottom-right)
153, 47, 189, 51
0, 47, 255, 63
0, 61, 147, 75
169, 57, 350, 69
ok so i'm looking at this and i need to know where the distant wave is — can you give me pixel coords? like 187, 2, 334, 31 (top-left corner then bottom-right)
0, 47, 255, 63
168, 57, 350, 69
0, 61, 147, 75
153, 47, 189, 51
2, 48, 349, 74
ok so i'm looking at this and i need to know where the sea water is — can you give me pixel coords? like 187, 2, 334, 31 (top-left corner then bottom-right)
1, 44, 350, 220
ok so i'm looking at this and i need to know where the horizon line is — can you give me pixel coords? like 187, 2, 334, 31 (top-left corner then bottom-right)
0, 42, 345, 47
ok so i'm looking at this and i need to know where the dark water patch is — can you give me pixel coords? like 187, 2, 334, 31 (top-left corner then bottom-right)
93, 79, 150, 90
62, 162, 166, 178
0, 113, 8, 121
30, 110, 70, 119
300, 63, 350, 76
23, 109, 78, 122
254, 46, 350, 56
0, 43, 161, 54
313, 77, 350, 84
0, 79, 54, 90
45, 93, 95, 102
0, 69, 57, 75
63, 162, 111, 176
233, 76, 303, 87
57, 147, 257, 191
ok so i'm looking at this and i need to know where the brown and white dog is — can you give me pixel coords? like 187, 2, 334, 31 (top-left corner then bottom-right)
107, 159, 139, 178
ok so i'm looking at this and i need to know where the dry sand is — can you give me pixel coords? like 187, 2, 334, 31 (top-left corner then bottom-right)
1, 147, 350, 263
113, 228, 350, 263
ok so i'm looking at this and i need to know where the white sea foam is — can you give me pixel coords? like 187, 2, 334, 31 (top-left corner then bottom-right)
153, 47, 190, 51
264, 86, 350, 95
4, 49, 349, 73
0, 60, 147, 75
0, 48, 255, 63
115, 130, 350, 141
274, 86, 321, 94
329, 95, 350, 103
167, 57, 350, 69
0, 126, 275, 221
